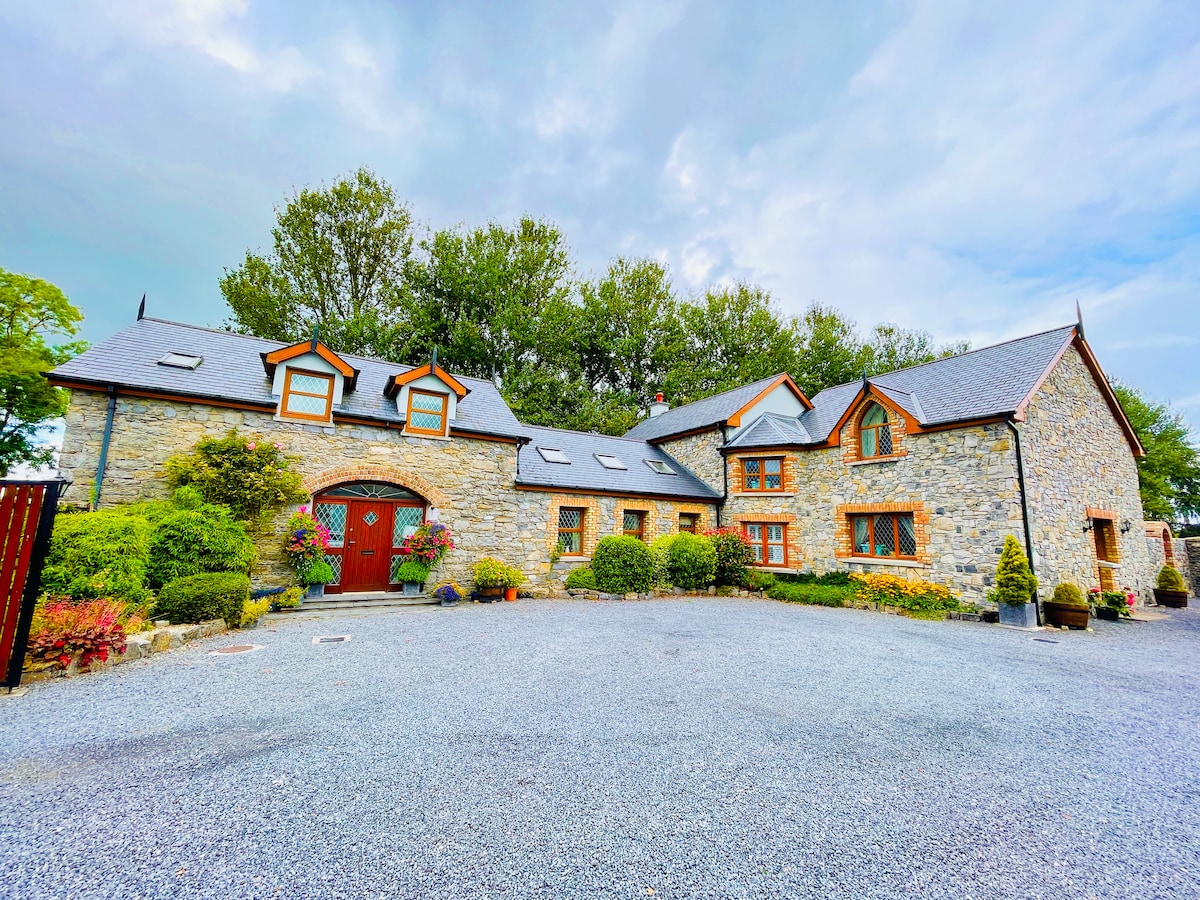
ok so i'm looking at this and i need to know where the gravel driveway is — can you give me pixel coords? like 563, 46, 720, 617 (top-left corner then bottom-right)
2, 598, 1198, 900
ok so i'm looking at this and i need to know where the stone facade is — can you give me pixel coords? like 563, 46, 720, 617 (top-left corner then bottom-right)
1183, 538, 1200, 598
1019, 346, 1153, 601
656, 429, 726, 494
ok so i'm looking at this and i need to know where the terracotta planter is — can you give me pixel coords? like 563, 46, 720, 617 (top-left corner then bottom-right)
1043, 600, 1090, 629
504, 587, 518, 602
1154, 588, 1189, 608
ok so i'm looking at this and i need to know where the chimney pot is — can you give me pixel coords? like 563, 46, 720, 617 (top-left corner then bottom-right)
649, 392, 670, 418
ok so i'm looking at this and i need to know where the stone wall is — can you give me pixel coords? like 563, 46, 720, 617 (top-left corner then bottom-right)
656, 429, 726, 494
1184, 538, 1200, 597
1019, 345, 1153, 601
725, 421, 1023, 600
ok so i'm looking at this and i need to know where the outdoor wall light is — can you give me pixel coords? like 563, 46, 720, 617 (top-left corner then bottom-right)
1120, 520, 1132, 534
1082, 519, 1094, 533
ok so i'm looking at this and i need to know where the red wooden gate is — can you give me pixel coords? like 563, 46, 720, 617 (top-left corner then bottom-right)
1, 480, 62, 690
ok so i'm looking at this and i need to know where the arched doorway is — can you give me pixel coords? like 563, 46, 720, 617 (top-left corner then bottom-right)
313, 482, 427, 593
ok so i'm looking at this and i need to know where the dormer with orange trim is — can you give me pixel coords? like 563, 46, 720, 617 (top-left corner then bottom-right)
725, 374, 812, 437
837, 382, 915, 464
261, 333, 359, 424
384, 354, 469, 438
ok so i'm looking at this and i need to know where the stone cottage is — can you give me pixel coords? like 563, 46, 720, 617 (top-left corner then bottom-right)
50, 314, 1156, 602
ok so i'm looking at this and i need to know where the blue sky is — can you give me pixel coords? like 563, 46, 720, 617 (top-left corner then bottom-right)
2, 0, 1198, 434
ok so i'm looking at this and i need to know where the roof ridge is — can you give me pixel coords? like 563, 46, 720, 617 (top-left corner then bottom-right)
647, 372, 786, 414
522, 424, 661, 447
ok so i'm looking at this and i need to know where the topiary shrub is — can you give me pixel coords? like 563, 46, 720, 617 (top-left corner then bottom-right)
394, 559, 430, 584
154, 572, 250, 626
145, 504, 257, 587
565, 566, 597, 590
592, 535, 654, 594
666, 532, 717, 589
40, 508, 153, 602
704, 528, 755, 586
1050, 583, 1087, 606
992, 534, 1037, 605
1157, 565, 1186, 592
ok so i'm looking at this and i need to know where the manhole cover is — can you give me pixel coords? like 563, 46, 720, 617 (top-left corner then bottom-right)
210, 644, 263, 655
312, 635, 351, 644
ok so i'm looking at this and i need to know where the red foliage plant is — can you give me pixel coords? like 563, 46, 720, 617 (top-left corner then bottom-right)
26, 597, 132, 671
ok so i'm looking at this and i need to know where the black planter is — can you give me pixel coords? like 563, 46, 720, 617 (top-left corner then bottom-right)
1154, 588, 1188, 608
1095, 606, 1120, 621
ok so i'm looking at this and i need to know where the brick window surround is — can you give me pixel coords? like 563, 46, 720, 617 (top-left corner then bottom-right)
732, 513, 800, 569
842, 399, 908, 464
836, 502, 930, 565
739, 457, 785, 492
623, 509, 646, 541
1087, 508, 1121, 591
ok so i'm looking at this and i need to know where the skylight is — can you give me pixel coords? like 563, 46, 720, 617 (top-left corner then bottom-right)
644, 459, 676, 475
158, 352, 203, 370
595, 453, 627, 470
537, 447, 571, 464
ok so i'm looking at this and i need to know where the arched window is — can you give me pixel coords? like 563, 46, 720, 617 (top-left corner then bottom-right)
860, 403, 892, 458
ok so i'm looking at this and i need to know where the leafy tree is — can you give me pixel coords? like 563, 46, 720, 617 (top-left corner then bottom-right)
221, 168, 414, 356
864, 323, 970, 374
1112, 383, 1200, 522
790, 303, 873, 397
0, 268, 86, 475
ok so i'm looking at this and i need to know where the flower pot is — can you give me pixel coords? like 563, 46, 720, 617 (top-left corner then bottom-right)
477, 586, 504, 603
998, 601, 1038, 628
1153, 588, 1188, 608
504, 587, 518, 602
305, 583, 325, 599
440, 595, 458, 607
1043, 600, 1090, 629
401, 582, 423, 597
1095, 606, 1120, 621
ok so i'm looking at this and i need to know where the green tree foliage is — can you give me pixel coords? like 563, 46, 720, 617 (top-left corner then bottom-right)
221, 168, 415, 356
0, 268, 86, 475
164, 431, 306, 524
1112, 383, 1200, 522
993, 534, 1038, 605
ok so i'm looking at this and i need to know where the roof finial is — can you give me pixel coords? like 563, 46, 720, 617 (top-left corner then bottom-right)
136, 294, 145, 320
1075, 300, 1085, 340
431, 345, 439, 369
862, 371, 870, 393
311, 323, 319, 351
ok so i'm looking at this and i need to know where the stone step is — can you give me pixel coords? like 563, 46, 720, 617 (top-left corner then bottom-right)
271, 592, 440, 615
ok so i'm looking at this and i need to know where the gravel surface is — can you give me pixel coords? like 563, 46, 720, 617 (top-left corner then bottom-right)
2, 598, 1198, 900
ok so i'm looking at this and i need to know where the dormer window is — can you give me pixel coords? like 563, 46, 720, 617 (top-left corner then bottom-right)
860, 403, 893, 458
406, 389, 449, 436
282, 369, 335, 421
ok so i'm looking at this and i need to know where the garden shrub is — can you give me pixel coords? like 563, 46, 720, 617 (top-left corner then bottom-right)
40, 508, 153, 602
394, 559, 430, 584
648, 535, 675, 587
473, 557, 510, 588
164, 430, 306, 523
25, 597, 142, 671
154, 572, 251, 626
704, 528, 755, 586
502, 565, 526, 589
788, 571, 855, 587
1156, 565, 1186, 592
746, 570, 777, 592
666, 532, 717, 589
991, 534, 1037, 605
767, 582, 854, 607
299, 559, 335, 586
592, 535, 654, 594
1050, 583, 1086, 606
565, 566, 597, 590
854, 573, 959, 615
146, 504, 256, 587
273, 586, 304, 609
239, 597, 272, 627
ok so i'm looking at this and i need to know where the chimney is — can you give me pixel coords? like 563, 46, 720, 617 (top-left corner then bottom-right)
649, 391, 670, 418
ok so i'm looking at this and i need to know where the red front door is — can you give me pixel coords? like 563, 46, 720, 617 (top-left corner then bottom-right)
341, 500, 392, 592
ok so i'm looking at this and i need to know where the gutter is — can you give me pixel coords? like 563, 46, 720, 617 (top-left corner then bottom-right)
515, 436, 531, 481
1007, 417, 1041, 625
93, 386, 118, 509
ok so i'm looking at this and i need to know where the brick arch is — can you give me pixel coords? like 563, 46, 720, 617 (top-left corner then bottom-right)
1145, 521, 1174, 565
843, 395, 908, 463
303, 464, 449, 509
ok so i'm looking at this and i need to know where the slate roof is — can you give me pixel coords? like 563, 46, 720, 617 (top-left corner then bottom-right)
725, 414, 812, 450
50, 318, 526, 439
719, 325, 1079, 449
517, 426, 721, 501
623, 374, 785, 442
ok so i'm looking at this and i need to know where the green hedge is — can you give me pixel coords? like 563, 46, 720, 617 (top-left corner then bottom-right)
565, 566, 596, 590
592, 535, 654, 594
146, 505, 256, 587
40, 508, 153, 601
666, 532, 717, 589
767, 582, 855, 607
154, 573, 251, 626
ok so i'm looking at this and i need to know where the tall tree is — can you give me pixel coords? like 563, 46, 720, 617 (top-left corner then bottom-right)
789, 303, 872, 397
222, 168, 414, 356
0, 269, 86, 475
1112, 383, 1200, 522
864, 323, 970, 375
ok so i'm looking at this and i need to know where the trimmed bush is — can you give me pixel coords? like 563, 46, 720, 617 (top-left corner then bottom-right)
1157, 565, 1186, 592
394, 559, 430, 584
592, 535, 654, 594
992, 534, 1037, 605
565, 566, 597, 590
704, 528, 755, 586
40, 508, 153, 602
768, 582, 854, 607
648, 535, 674, 587
666, 532, 717, 589
1051, 583, 1087, 606
154, 573, 250, 626
146, 505, 256, 587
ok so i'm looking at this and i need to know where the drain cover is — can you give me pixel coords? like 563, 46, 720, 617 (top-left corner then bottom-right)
312, 634, 351, 644
210, 644, 263, 655
1032, 638, 1060, 644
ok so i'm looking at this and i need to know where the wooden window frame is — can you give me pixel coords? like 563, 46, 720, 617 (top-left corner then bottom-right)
558, 507, 586, 557
849, 513, 917, 560
678, 513, 697, 534
623, 510, 646, 541
281, 367, 335, 422
859, 404, 894, 459
740, 456, 785, 493
743, 522, 788, 567
405, 388, 449, 436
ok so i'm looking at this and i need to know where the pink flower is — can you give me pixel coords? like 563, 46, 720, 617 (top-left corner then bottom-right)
247, 442, 257, 451
273, 442, 282, 450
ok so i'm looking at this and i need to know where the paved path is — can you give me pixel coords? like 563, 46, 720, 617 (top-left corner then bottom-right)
2, 598, 1198, 899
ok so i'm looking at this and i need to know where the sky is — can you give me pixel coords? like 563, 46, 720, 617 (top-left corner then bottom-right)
2, 0, 1199, 435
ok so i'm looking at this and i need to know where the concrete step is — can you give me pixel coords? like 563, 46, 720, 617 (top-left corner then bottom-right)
271, 592, 441, 615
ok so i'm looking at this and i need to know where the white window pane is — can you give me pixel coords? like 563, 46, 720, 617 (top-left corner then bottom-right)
767, 545, 784, 564
747, 524, 762, 541
285, 393, 329, 416
411, 392, 445, 413
767, 525, 783, 542
410, 410, 444, 430
289, 372, 330, 394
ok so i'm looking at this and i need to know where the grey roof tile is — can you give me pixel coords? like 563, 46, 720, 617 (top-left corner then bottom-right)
517, 425, 721, 501
725, 414, 812, 450
623, 374, 785, 442
50, 318, 526, 438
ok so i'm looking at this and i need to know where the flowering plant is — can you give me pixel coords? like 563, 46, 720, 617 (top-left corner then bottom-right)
401, 524, 455, 566
432, 582, 464, 603
284, 508, 330, 573
25, 597, 136, 671
702, 527, 756, 586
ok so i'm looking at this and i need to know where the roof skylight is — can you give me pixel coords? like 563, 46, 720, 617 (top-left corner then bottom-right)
537, 447, 571, 464
644, 459, 676, 475
158, 352, 203, 370
595, 453, 627, 470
